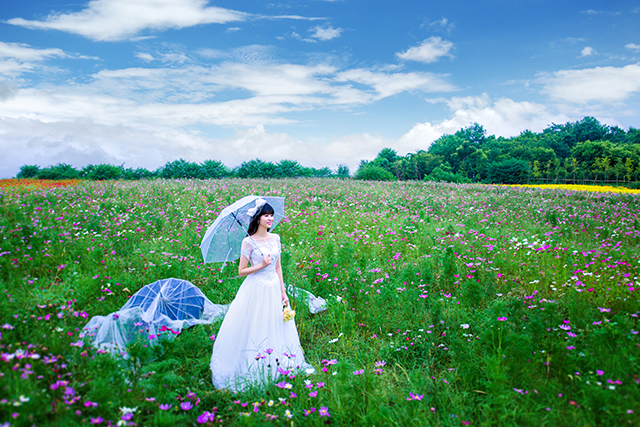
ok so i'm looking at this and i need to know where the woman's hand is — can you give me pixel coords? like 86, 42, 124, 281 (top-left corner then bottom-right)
261, 254, 272, 268
282, 292, 289, 307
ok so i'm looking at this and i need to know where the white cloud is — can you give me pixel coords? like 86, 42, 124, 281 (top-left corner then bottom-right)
135, 52, 155, 62
335, 69, 456, 99
399, 95, 570, 153
0, 42, 73, 78
540, 63, 640, 103
8, 0, 248, 41
580, 46, 595, 57
0, 42, 67, 61
309, 25, 342, 41
625, 43, 640, 52
396, 37, 454, 63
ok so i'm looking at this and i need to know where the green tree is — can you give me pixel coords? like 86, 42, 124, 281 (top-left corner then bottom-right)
335, 164, 350, 179
81, 164, 123, 180
236, 159, 278, 178
486, 158, 529, 184
158, 159, 203, 179
354, 164, 394, 181
17, 165, 39, 178
37, 163, 80, 180
625, 158, 634, 182
201, 160, 229, 179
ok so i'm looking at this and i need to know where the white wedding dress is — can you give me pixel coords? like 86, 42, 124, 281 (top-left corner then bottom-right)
210, 233, 313, 391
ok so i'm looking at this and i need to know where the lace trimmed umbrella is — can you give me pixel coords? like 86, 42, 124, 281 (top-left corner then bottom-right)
200, 195, 285, 264
82, 278, 227, 355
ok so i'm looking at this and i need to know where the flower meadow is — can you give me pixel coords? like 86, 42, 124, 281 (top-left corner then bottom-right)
0, 179, 639, 426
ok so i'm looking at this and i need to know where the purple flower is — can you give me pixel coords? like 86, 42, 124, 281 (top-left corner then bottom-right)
309, 391, 318, 398
181, 401, 193, 411
319, 407, 331, 417
303, 407, 316, 417
197, 411, 215, 423
407, 393, 424, 401
265, 348, 273, 354
352, 369, 364, 375
159, 403, 172, 410
121, 413, 133, 421
275, 381, 292, 389
89, 417, 104, 424
497, 317, 507, 322
596, 370, 605, 376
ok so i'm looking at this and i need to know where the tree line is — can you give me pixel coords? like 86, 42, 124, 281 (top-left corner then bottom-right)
354, 117, 640, 185
15, 117, 640, 185
17, 159, 351, 181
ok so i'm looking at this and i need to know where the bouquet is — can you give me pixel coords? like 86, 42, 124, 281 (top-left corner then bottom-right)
283, 304, 295, 323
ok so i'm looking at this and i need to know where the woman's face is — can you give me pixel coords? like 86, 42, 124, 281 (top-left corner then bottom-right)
259, 213, 274, 229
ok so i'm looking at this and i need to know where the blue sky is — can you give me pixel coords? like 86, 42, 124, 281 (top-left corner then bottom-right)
1, 0, 639, 177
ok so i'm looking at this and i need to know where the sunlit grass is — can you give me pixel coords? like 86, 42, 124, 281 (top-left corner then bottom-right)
0, 179, 638, 426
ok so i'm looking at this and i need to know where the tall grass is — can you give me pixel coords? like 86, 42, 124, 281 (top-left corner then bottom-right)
0, 179, 638, 426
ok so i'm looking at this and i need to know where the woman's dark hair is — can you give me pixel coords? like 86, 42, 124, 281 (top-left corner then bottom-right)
247, 202, 275, 235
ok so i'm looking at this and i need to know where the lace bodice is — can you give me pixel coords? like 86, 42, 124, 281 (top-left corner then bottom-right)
241, 234, 281, 278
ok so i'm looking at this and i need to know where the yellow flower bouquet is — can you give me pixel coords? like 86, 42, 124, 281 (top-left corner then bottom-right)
283, 304, 295, 323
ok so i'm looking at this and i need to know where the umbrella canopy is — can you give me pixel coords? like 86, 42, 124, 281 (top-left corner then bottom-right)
124, 277, 207, 322
200, 195, 285, 264
82, 278, 227, 356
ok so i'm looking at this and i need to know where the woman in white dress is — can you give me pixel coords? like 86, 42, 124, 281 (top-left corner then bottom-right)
210, 202, 313, 391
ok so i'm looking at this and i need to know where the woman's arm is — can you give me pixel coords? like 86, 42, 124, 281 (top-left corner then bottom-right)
238, 253, 271, 277
276, 256, 289, 306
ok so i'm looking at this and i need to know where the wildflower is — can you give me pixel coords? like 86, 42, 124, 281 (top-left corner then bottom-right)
121, 413, 133, 421
352, 369, 364, 375
197, 411, 215, 423
316, 382, 325, 388
497, 317, 507, 322
119, 406, 137, 415
275, 381, 292, 389
319, 406, 331, 417
460, 324, 469, 329
407, 393, 424, 401
284, 409, 293, 419
303, 407, 316, 416
278, 367, 291, 375
180, 401, 193, 411
89, 417, 104, 424
309, 391, 318, 398
596, 370, 604, 376
566, 345, 575, 350
374, 360, 386, 367
159, 403, 172, 410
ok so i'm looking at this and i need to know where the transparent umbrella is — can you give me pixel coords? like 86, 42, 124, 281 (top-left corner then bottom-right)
82, 278, 227, 356
200, 195, 285, 264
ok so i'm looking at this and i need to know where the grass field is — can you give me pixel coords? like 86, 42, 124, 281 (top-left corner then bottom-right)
1, 179, 638, 426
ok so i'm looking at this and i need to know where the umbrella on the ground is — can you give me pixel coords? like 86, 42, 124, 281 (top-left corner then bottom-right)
200, 195, 285, 264
82, 278, 227, 356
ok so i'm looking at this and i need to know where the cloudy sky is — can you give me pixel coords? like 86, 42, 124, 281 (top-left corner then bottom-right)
1, 0, 639, 177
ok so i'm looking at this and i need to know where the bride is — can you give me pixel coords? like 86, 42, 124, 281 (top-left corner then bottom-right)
210, 201, 313, 391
